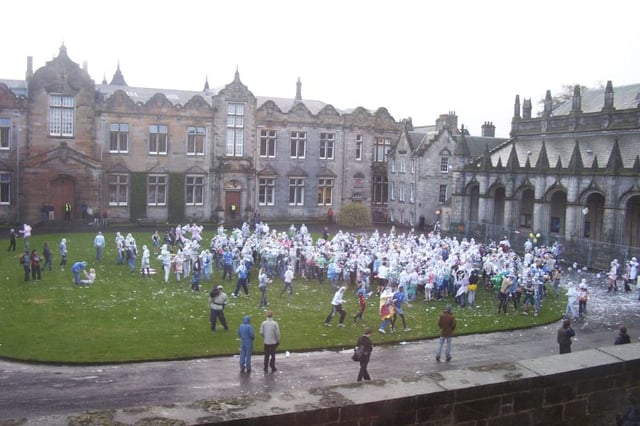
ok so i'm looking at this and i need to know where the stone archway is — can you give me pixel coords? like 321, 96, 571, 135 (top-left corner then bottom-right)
624, 195, 640, 247
582, 193, 605, 240
548, 191, 567, 235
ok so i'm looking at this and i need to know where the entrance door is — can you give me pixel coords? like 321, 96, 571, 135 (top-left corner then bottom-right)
225, 191, 241, 222
50, 177, 75, 220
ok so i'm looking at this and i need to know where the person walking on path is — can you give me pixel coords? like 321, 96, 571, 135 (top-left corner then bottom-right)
435, 304, 456, 362
325, 286, 347, 327
209, 285, 229, 331
94, 231, 106, 261
237, 315, 255, 373
614, 325, 631, 345
557, 318, 575, 354
356, 328, 374, 382
260, 311, 280, 373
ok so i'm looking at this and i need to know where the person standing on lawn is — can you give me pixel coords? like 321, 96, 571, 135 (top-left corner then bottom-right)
435, 304, 456, 362
356, 328, 374, 382
209, 285, 229, 331
94, 231, 106, 261
237, 315, 255, 373
325, 286, 347, 327
59, 238, 68, 271
260, 310, 280, 373
7, 228, 17, 251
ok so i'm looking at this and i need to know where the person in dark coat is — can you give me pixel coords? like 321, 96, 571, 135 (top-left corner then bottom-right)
557, 318, 575, 354
435, 304, 457, 362
356, 328, 374, 382
614, 325, 631, 345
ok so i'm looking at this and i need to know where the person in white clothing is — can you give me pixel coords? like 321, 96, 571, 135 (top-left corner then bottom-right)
324, 286, 347, 327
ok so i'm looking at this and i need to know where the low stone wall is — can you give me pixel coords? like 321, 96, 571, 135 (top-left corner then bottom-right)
208, 343, 640, 425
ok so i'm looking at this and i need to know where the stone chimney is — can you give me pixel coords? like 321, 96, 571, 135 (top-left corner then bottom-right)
481, 121, 496, 137
436, 111, 458, 132
295, 77, 302, 102
26, 56, 33, 81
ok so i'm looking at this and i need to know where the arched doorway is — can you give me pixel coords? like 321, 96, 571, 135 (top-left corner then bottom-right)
50, 176, 75, 221
518, 187, 534, 229
224, 179, 242, 222
624, 195, 640, 247
469, 185, 479, 223
583, 193, 605, 240
549, 191, 567, 235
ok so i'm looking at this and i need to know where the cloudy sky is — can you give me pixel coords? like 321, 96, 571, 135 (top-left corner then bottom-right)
4, 0, 639, 137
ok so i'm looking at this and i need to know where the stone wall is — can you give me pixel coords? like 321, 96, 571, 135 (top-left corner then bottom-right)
205, 343, 640, 425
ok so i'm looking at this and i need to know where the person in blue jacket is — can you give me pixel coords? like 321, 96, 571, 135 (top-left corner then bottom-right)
237, 315, 255, 373
72, 261, 88, 285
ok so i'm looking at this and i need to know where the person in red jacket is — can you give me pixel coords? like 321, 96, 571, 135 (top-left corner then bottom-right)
435, 304, 457, 362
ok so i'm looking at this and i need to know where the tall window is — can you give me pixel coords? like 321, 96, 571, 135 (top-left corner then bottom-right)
258, 178, 275, 206
319, 132, 335, 159
317, 178, 333, 206
0, 118, 10, 149
399, 159, 406, 173
390, 182, 395, 201
439, 185, 447, 203
186, 175, 204, 205
440, 156, 449, 173
109, 124, 129, 153
289, 178, 305, 205
399, 183, 405, 202
373, 137, 391, 162
49, 95, 74, 137
0, 173, 10, 204
148, 175, 167, 206
108, 174, 128, 206
290, 131, 306, 159
187, 127, 205, 156
355, 134, 363, 161
226, 103, 244, 156
149, 125, 168, 155
409, 183, 415, 203
410, 159, 415, 174
260, 129, 276, 158
373, 175, 388, 205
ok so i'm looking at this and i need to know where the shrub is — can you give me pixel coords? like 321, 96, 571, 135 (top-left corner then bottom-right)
338, 202, 372, 227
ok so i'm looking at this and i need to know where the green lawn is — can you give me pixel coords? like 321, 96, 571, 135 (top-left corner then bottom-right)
0, 230, 564, 363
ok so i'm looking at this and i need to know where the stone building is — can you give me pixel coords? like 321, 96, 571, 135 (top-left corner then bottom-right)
452, 81, 640, 248
0, 46, 403, 225
387, 112, 505, 230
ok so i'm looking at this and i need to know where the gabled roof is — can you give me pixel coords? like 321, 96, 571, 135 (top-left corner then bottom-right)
97, 83, 212, 107
0, 79, 28, 97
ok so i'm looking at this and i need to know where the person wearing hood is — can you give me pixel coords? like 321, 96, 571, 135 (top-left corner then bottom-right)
237, 315, 255, 373
72, 261, 88, 285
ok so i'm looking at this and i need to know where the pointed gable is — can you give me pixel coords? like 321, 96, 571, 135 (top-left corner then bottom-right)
507, 144, 520, 170
535, 140, 550, 169
567, 140, 584, 171
606, 139, 624, 173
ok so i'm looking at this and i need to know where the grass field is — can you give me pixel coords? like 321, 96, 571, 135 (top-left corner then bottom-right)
0, 229, 565, 364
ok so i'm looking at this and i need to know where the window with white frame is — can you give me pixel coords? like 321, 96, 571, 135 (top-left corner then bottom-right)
49, 95, 74, 137
185, 175, 204, 205
0, 173, 10, 204
373, 137, 391, 162
399, 183, 405, 202
438, 184, 447, 203
258, 178, 275, 206
0, 118, 10, 149
149, 125, 168, 155
319, 132, 335, 159
317, 178, 333, 206
290, 131, 306, 159
373, 175, 388, 205
187, 127, 205, 156
390, 181, 395, 201
260, 129, 276, 158
148, 175, 167, 206
226, 103, 244, 156
410, 159, 415, 174
355, 134, 363, 161
390, 159, 396, 173
409, 183, 415, 203
440, 156, 449, 173
109, 123, 129, 153
108, 174, 129, 206
289, 178, 305, 205
399, 158, 406, 173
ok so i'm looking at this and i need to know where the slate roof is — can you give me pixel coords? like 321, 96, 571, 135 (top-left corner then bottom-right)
553, 82, 640, 115
459, 135, 508, 159
96, 83, 214, 107
0, 79, 28, 97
